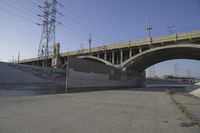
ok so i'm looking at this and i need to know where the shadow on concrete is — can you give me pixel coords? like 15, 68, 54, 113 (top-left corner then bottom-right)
0, 83, 190, 97
66, 84, 188, 94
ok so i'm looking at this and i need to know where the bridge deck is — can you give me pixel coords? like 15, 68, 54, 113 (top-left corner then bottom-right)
18, 30, 200, 64
61, 30, 200, 56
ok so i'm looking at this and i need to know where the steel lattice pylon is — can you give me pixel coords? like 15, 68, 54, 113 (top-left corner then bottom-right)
38, 0, 57, 67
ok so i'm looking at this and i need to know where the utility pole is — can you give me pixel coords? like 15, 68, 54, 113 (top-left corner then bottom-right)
37, 0, 62, 67
147, 17, 152, 45
17, 52, 20, 63
88, 33, 92, 55
12, 56, 14, 63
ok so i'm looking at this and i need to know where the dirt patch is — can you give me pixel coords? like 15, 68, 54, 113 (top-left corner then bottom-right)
166, 90, 200, 127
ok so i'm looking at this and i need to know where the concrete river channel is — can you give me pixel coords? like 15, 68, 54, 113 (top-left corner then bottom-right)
0, 84, 200, 133
0, 83, 188, 97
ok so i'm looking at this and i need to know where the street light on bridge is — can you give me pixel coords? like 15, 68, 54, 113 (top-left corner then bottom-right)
147, 17, 153, 45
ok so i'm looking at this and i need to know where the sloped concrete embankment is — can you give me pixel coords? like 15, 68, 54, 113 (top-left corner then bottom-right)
186, 82, 200, 98
0, 62, 66, 86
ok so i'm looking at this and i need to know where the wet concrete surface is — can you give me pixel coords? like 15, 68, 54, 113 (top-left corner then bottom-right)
0, 83, 187, 97
0, 83, 65, 97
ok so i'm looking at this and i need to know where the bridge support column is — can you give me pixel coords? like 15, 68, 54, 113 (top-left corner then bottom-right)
112, 51, 115, 64
64, 57, 67, 64
120, 50, 123, 64
129, 49, 132, 58
139, 48, 142, 53
52, 43, 61, 68
97, 53, 100, 58
104, 52, 107, 61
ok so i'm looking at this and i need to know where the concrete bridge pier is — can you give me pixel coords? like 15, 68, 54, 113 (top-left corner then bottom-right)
112, 51, 115, 64
52, 43, 61, 68
104, 52, 107, 61
129, 48, 132, 58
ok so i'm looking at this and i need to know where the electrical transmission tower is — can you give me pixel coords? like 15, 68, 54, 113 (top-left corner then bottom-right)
187, 69, 191, 77
149, 65, 156, 77
37, 0, 62, 67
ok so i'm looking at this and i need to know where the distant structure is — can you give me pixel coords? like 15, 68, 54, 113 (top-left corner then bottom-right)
149, 65, 156, 77
161, 75, 195, 83
187, 68, 191, 77
37, 0, 62, 67
174, 64, 179, 77
17, 52, 20, 63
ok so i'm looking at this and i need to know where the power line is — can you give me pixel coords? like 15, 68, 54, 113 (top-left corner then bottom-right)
1, 0, 130, 54
24, 0, 41, 8
10, 0, 40, 15
1, 0, 39, 21
57, 27, 87, 43
55, 12, 106, 45
20, 2, 122, 46
0, 7, 37, 24
0, 0, 103, 57
0, 0, 98, 49
61, 6, 123, 43
57, 13, 110, 45
57, 27, 101, 48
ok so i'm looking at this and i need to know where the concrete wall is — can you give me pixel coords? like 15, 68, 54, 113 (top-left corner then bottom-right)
66, 57, 145, 89
0, 62, 65, 84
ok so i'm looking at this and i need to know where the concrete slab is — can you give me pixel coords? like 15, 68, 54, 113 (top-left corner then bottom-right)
186, 83, 200, 98
0, 88, 199, 133
189, 85, 200, 98
0, 62, 48, 83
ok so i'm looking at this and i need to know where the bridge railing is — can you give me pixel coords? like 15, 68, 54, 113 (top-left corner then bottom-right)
20, 30, 200, 63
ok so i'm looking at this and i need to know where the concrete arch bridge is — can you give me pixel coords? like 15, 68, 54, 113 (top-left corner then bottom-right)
81, 44, 200, 74
18, 31, 200, 88
19, 30, 200, 71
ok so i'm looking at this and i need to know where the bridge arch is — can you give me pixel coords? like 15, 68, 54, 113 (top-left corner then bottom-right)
121, 44, 200, 72
78, 55, 119, 67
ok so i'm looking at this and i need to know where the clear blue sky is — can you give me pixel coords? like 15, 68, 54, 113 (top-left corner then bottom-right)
0, 0, 200, 77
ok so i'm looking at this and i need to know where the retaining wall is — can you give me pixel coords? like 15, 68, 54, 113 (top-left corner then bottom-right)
66, 57, 145, 89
